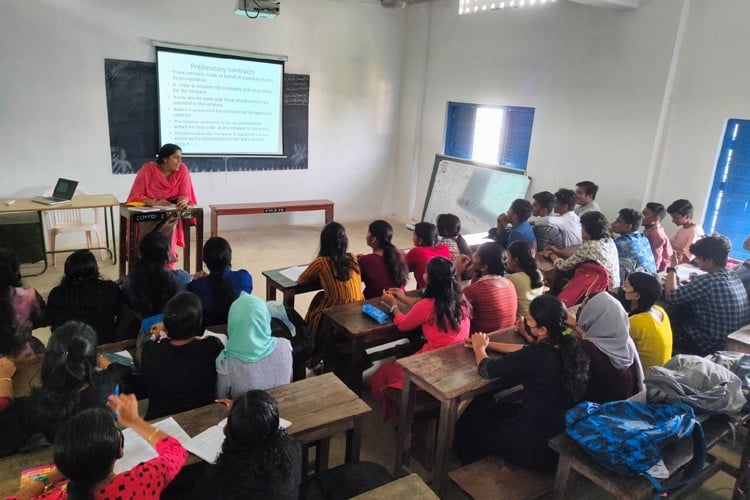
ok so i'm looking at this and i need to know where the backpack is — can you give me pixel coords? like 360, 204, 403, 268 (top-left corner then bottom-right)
646, 355, 746, 417
566, 400, 706, 498
558, 262, 610, 307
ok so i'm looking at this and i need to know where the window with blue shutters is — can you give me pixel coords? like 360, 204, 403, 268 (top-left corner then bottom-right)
705, 119, 750, 260
444, 102, 535, 171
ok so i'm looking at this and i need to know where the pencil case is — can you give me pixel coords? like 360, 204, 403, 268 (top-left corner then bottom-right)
362, 304, 389, 325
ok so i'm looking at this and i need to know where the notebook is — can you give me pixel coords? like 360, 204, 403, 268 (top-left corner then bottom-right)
31, 178, 79, 205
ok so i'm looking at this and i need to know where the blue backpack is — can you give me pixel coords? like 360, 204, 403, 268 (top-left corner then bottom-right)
565, 401, 706, 498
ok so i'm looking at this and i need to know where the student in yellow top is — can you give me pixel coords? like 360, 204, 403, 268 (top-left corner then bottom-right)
621, 272, 673, 371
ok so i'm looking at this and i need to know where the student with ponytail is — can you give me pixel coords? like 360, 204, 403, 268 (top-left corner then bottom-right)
404, 222, 450, 289
455, 295, 589, 471
358, 220, 409, 299
436, 213, 472, 261
506, 241, 545, 316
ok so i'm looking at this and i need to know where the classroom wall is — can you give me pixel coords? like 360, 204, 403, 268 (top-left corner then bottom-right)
0, 0, 406, 228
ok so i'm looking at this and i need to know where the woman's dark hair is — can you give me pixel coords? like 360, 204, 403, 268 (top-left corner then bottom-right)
667, 199, 693, 217
164, 292, 203, 340
203, 237, 237, 324
368, 220, 408, 287
130, 231, 177, 317
319, 222, 357, 282
436, 214, 472, 257
63, 250, 99, 284
508, 241, 543, 289
214, 390, 294, 493
0, 247, 22, 355
626, 272, 662, 315
528, 295, 589, 405
690, 234, 731, 268
413, 222, 438, 248
156, 143, 182, 164
422, 257, 467, 332
475, 241, 508, 276
54, 408, 121, 500
580, 211, 611, 240
29, 321, 98, 435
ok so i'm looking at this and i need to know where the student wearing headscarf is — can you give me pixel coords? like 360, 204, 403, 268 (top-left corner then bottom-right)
216, 292, 292, 399
574, 292, 644, 403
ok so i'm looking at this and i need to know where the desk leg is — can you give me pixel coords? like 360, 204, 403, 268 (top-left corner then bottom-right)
195, 210, 203, 272
283, 290, 295, 308
553, 455, 573, 500
433, 397, 458, 497
109, 206, 117, 264
266, 279, 278, 301
325, 205, 334, 224
210, 210, 218, 238
395, 373, 417, 477
345, 416, 364, 464
315, 439, 331, 474
119, 215, 127, 278
347, 338, 365, 395
182, 219, 191, 273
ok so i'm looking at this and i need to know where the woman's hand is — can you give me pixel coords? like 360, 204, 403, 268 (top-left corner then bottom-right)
193, 270, 208, 280
107, 393, 142, 428
470, 332, 490, 351
670, 252, 680, 268
515, 317, 532, 343
97, 353, 112, 370
0, 357, 16, 379
455, 254, 472, 277
565, 309, 577, 328
176, 196, 190, 209
385, 288, 407, 301
215, 398, 234, 410
381, 291, 398, 308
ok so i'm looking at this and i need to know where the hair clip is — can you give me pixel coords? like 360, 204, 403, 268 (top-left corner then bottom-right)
562, 327, 573, 336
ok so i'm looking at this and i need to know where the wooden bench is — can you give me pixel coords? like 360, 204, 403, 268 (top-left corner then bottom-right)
449, 456, 554, 499
352, 473, 438, 499
209, 199, 334, 237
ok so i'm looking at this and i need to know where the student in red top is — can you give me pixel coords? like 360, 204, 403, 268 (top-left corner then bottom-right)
459, 242, 518, 333
358, 220, 409, 299
404, 222, 450, 289
15, 393, 186, 499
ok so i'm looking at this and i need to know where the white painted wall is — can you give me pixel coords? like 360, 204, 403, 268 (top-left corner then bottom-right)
0, 0, 406, 229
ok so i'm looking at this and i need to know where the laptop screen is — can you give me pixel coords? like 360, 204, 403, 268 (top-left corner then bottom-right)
53, 178, 78, 199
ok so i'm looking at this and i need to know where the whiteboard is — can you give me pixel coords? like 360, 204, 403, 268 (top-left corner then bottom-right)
421, 155, 531, 234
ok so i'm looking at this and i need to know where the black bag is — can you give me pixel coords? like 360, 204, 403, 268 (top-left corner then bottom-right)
270, 305, 313, 381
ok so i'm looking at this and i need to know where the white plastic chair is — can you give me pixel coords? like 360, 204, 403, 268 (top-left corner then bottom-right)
41, 187, 106, 265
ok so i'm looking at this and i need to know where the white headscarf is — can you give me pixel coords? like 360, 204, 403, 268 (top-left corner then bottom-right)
578, 292, 645, 390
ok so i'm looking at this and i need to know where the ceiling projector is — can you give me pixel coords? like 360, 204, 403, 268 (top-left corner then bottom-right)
234, 0, 279, 19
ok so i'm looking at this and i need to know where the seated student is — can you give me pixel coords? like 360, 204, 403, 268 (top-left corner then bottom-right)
193, 390, 301, 500
574, 180, 601, 216
188, 237, 253, 328
216, 292, 292, 398
47, 250, 123, 344
528, 191, 563, 251
0, 321, 132, 457
0, 356, 15, 414
733, 235, 750, 294
535, 189, 582, 248
436, 213, 473, 262
404, 222, 450, 289
459, 242, 518, 332
506, 241, 545, 316
611, 208, 657, 280
455, 295, 589, 470
574, 292, 644, 403
0, 247, 47, 358
665, 235, 749, 356
622, 272, 673, 371
122, 231, 191, 319
298, 222, 365, 344
641, 202, 674, 273
495, 199, 537, 250
358, 220, 409, 299
667, 199, 705, 263
15, 394, 187, 500
372, 257, 470, 419
543, 211, 621, 288
140, 292, 224, 419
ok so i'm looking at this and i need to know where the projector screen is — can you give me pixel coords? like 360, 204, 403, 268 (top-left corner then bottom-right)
156, 45, 284, 156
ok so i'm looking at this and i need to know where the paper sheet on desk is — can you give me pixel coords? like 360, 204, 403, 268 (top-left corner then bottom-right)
115, 418, 191, 473
675, 264, 707, 282
184, 417, 292, 464
279, 265, 308, 282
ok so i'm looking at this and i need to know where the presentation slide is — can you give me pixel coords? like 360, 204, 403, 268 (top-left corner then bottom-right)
157, 48, 284, 156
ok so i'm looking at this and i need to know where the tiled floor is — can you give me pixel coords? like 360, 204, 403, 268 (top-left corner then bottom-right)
20, 218, 742, 499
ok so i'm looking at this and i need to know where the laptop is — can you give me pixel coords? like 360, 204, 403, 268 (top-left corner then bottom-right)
31, 178, 79, 205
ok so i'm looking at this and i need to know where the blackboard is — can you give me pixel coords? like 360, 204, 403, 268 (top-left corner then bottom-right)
421, 155, 531, 234
105, 59, 309, 174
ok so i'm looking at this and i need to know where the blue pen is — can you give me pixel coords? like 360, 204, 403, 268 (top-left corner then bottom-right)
113, 385, 120, 421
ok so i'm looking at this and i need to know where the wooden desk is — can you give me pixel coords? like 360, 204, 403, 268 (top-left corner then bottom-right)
536, 253, 557, 288
262, 266, 321, 307
118, 204, 204, 277
0, 194, 119, 275
395, 327, 526, 497
209, 199, 334, 237
352, 473, 438, 499
0, 373, 370, 497
726, 324, 750, 354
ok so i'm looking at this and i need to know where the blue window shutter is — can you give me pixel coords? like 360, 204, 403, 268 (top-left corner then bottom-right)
444, 102, 476, 159
706, 119, 750, 259
500, 107, 535, 171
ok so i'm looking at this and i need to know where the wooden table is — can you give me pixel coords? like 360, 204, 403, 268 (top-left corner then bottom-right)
0, 194, 119, 275
209, 199, 334, 237
395, 327, 526, 497
0, 373, 370, 496
118, 204, 204, 277
536, 253, 557, 288
351, 473, 438, 499
726, 324, 750, 354
262, 266, 321, 307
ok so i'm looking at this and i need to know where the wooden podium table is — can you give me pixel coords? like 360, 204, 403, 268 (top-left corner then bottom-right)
118, 204, 204, 277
